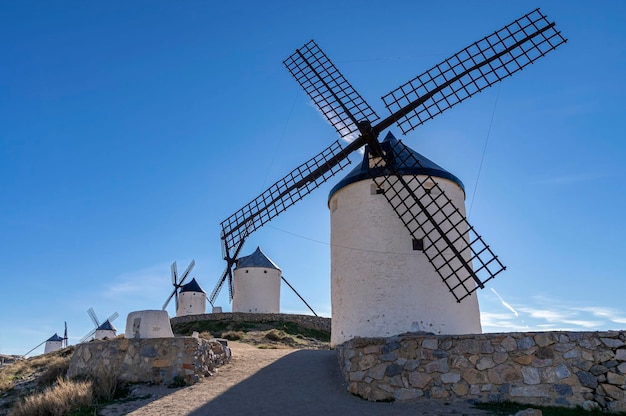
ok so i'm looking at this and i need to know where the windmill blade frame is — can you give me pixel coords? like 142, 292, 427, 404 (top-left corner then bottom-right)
162, 260, 196, 311
212, 8, 566, 304
87, 307, 99, 327
369, 139, 505, 301
379, 8, 566, 135
284, 39, 380, 139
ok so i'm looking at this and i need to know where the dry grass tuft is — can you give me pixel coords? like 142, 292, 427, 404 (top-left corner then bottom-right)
37, 355, 71, 386
8, 377, 93, 416
222, 330, 244, 341
198, 331, 213, 340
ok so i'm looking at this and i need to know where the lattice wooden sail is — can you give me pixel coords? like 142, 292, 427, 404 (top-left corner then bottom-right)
210, 8, 566, 304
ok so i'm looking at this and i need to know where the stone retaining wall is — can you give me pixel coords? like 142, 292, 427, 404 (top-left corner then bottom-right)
67, 337, 230, 385
170, 312, 330, 333
336, 331, 626, 412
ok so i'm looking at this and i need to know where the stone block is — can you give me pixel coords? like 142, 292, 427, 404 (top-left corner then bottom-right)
514, 355, 535, 366
452, 381, 469, 396
368, 363, 387, 380
534, 333, 555, 347
385, 363, 403, 377
601, 383, 624, 400
424, 358, 449, 374
518, 337, 536, 350
430, 386, 449, 399
394, 388, 423, 401
358, 354, 378, 370
554, 342, 575, 353
616, 349, 626, 361
409, 372, 432, 389
522, 367, 540, 385
493, 352, 508, 364
555, 364, 571, 379
422, 338, 438, 350
501, 336, 517, 352
553, 384, 573, 396
462, 369, 488, 384
441, 372, 461, 383
488, 364, 521, 384
601, 337, 624, 348
576, 371, 598, 389
476, 357, 496, 371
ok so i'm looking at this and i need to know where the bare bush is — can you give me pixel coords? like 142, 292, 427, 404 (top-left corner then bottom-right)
9, 377, 93, 416
37, 356, 71, 386
222, 331, 244, 341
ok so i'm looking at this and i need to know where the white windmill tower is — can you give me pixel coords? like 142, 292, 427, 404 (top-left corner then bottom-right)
162, 260, 201, 317
41, 322, 68, 354
329, 132, 483, 344
177, 278, 207, 316
209, 11, 566, 346
44, 334, 64, 354
80, 308, 119, 343
232, 247, 281, 314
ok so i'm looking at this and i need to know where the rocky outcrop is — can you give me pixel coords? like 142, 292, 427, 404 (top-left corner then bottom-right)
68, 337, 230, 386
336, 331, 626, 412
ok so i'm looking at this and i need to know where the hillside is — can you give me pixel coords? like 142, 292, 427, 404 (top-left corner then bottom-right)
0, 316, 330, 415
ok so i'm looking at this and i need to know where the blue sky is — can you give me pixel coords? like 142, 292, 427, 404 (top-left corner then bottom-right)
1, 1, 625, 355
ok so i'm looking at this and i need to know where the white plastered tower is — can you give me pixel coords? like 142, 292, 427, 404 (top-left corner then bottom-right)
232, 247, 281, 313
329, 132, 482, 346
176, 278, 207, 316
94, 320, 117, 340
44, 333, 64, 353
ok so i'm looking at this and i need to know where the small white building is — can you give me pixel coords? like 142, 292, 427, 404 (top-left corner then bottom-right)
125, 310, 174, 339
176, 278, 207, 316
94, 320, 117, 340
232, 247, 281, 314
44, 333, 64, 354
328, 132, 482, 346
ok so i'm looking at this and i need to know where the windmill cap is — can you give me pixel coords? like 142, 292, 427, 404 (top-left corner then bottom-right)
236, 246, 280, 270
180, 277, 206, 294
47, 333, 64, 342
328, 131, 464, 202
97, 320, 117, 331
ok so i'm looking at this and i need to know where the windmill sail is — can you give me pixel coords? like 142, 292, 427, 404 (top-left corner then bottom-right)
284, 40, 379, 138
380, 9, 566, 134
211, 8, 565, 304
369, 138, 505, 302
162, 260, 195, 311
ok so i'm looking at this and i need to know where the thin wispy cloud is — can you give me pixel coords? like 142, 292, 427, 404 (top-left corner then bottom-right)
491, 288, 518, 316
103, 263, 170, 301
481, 291, 626, 333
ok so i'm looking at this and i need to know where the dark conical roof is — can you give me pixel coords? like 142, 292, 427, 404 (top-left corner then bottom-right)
236, 246, 280, 270
47, 333, 63, 342
96, 320, 117, 331
328, 131, 464, 201
180, 277, 206, 294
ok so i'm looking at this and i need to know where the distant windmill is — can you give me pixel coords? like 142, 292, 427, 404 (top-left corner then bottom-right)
80, 308, 119, 343
23, 322, 68, 356
162, 260, 196, 313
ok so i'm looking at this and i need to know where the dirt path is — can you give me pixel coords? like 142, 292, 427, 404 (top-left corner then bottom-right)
100, 342, 496, 416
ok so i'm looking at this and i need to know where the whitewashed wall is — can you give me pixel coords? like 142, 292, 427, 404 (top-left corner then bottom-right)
329, 175, 481, 346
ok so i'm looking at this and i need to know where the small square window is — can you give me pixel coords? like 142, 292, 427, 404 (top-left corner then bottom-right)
412, 238, 424, 251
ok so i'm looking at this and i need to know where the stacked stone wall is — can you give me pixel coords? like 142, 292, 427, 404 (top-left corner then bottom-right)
337, 331, 626, 412
170, 312, 330, 333
67, 337, 230, 386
